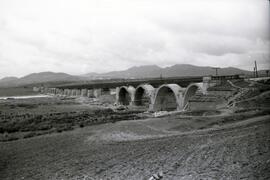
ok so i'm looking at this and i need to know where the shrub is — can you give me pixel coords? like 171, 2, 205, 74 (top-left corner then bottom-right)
6, 136, 19, 141
56, 124, 74, 133
23, 132, 37, 139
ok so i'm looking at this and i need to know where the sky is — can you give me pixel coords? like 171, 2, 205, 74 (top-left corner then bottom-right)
0, 0, 269, 78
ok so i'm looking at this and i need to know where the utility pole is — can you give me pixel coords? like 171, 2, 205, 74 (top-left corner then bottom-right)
212, 67, 220, 76
254, 61, 258, 78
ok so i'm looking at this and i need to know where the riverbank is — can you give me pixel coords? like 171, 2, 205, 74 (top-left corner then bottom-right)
0, 96, 142, 142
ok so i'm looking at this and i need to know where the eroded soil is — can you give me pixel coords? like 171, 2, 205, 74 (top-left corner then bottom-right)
0, 114, 269, 179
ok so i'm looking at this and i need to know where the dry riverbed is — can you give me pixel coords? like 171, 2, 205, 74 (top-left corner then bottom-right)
0, 96, 270, 179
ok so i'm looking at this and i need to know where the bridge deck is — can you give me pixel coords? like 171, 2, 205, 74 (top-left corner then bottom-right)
55, 76, 203, 89
54, 75, 242, 89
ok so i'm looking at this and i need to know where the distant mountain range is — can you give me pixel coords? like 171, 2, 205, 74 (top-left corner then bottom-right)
85, 64, 252, 79
0, 64, 257, 87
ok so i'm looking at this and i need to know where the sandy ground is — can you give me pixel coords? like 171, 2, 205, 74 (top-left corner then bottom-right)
0, 113, 269, 179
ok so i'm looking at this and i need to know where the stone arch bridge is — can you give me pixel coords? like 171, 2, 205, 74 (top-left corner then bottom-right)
116, 82, 205, 111
40, 75, 241, 112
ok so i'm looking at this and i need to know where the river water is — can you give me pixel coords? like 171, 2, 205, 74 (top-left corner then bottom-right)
0, 94, 51, 100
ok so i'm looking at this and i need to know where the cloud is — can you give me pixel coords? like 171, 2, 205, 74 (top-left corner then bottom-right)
0, 0, 269, 78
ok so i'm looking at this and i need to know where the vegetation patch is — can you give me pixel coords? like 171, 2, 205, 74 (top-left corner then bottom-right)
0, 97, 143, 142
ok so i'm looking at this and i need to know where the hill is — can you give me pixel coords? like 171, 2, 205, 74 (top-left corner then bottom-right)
84, 64, 251, 79
0, 76, 19, 82
103, 65, 162, 78
0, 72, 82, 87
0, 64, 254, 87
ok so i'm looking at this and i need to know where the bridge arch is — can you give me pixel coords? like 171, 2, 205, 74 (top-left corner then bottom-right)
117, 86, 135, 105
153, 84, 185, 111
183, 83, 204, 108
134, 84, 155, 107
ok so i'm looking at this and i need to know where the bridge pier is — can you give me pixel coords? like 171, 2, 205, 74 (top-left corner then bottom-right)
87, 89, 94, 98
110, 88, 116, 95
101, 88, 110, 96
81, 89, 87, 97
71, 89, 76, 96
202, 76, 217, 94
64, 89, 69, 96
94, 89, 101, 98
75, 89, 81, 96
66, 89, 72, 96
